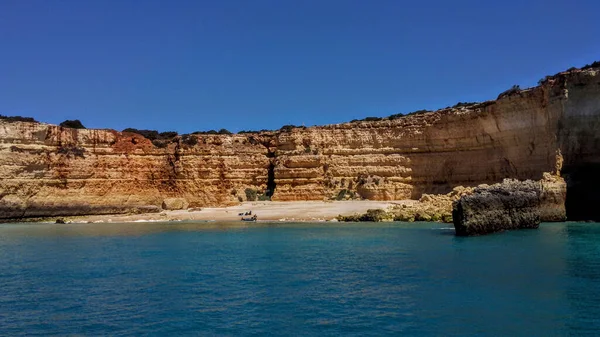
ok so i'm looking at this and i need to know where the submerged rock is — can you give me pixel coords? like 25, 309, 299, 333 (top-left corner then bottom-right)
452, 179, 559, 236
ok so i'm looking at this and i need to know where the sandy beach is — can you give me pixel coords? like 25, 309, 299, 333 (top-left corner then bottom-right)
68, 200, 417, 223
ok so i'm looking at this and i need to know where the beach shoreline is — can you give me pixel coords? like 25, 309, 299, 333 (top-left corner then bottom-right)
50, 200, 416, 224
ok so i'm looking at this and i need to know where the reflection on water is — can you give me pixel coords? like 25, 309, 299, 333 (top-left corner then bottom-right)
0, 221, 598, 336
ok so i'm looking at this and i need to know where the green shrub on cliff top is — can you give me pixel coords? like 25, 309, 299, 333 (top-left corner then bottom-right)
151, 139, 170, 148
238, 130, 266, 134
582, 61, 600, 70
387, 109, 429, 120
497, 85, 521, 100
181, 134, 198, 146
123, 128, 159, 140
122, 128, 179, 142
190, 129, 232, 135
159, 131, 178, 139
452, 102, 478, 109
280, 125, 300, 132
59, 119, 86, 129
0, 115, 37, 123
192, 130, 218, 135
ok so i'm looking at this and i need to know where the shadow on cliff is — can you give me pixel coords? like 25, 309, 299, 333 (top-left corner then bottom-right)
266, 161, 276, 197
563, 163, 600, 221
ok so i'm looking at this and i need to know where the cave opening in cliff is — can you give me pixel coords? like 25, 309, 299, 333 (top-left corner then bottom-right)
564, 163, 600, 221
265, 162, 276, 198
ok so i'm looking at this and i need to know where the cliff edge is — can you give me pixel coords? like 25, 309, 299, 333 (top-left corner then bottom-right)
1, 63, 599, 220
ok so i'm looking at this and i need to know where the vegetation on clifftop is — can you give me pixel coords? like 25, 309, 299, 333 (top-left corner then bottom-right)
122, 128, 180, 148
181, 134, 198, 146
279, 125, 306, 133
538, 60, 600, 85
582, 61, 600, 70
59, 119, 86, 129
191, 129, 232, 135
497, 85, 521, 99
3, 60, 598, 138
0, 115, 37, 123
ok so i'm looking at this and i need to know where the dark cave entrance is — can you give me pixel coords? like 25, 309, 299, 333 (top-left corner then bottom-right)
265, 161, 276, 198
563, 163, 600, 221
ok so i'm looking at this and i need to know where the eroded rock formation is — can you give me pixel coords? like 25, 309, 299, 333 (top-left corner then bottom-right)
452, 179, 543, 236
452, 175, 566, 236
1, 64, 599, 220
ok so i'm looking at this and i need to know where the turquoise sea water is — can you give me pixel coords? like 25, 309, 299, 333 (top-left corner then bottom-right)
0, 221, 599, 336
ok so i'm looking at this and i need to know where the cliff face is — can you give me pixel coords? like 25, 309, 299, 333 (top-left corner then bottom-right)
273, 86, 561, 201
273, 67, 600, 222
1, 66, 599, 220
0, 124, 273, 218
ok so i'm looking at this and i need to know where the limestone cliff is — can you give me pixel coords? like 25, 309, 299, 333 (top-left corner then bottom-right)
272, 66, 599, 222
0, 124, 273, 218
1, 64, 599, 220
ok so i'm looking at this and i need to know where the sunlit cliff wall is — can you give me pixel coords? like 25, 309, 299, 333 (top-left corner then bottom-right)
1, 66, 599, 219
0, 125, 272, 218
273, 86, 562, 201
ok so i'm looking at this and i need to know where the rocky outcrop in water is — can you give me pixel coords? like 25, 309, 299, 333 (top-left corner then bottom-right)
0, 63, 599, 220
452, 176, 566, 236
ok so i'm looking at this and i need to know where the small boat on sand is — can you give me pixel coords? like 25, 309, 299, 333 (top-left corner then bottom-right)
241, 215, 258, 221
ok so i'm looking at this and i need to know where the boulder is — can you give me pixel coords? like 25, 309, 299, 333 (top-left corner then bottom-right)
337, 208, 394, 222
452, 179, 543, 236
161, 198, 189, 210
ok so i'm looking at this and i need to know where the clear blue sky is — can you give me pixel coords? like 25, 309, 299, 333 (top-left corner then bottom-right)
1, 0, 599, 133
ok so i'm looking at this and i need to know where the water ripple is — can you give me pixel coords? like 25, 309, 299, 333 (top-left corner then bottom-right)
0, 222, 598, 335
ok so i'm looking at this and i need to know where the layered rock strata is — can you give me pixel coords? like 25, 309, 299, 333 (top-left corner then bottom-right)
0, 64, 599, 220
272, 84, 559, 200
0, 123, 273, 218
272, 66, 599, 221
